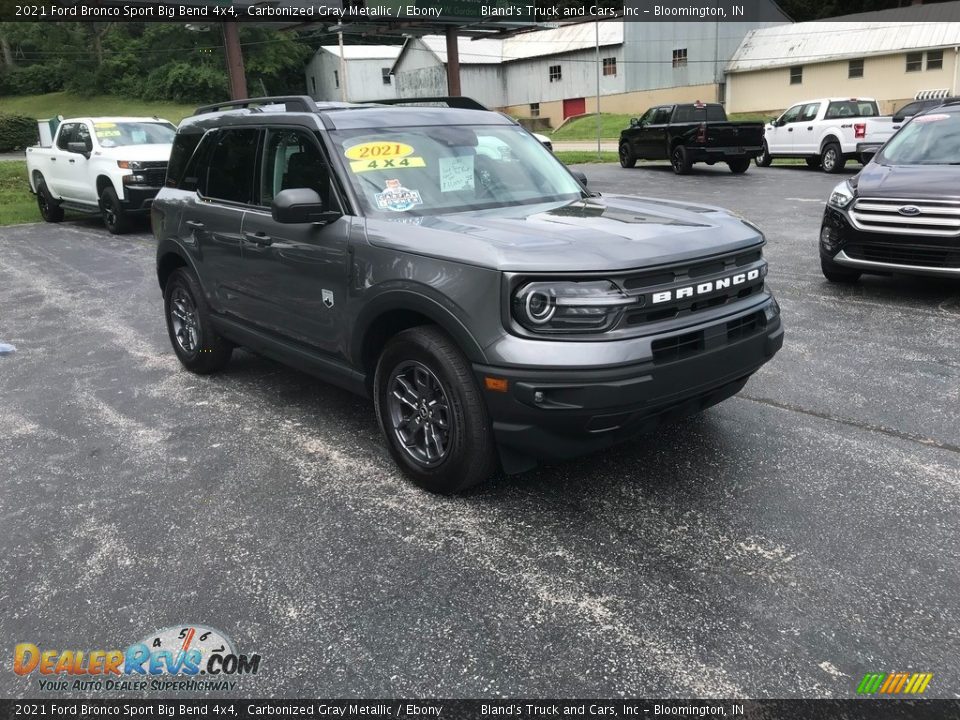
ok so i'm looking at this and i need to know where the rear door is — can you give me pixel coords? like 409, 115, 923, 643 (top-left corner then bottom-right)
178, 127, 260, 315
237, 127, 352, 357
794, 102, 823, 155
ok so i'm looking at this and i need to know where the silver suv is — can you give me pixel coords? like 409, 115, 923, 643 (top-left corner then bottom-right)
153, 96, 783, 493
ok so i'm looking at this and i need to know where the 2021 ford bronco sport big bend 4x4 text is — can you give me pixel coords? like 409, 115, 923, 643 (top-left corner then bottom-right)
153, 96, 784, 493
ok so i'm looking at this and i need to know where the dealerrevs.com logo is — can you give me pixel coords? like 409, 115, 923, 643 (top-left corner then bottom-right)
14, 624, 261, 692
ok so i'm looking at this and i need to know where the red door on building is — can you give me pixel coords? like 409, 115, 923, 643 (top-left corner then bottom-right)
563, 97, 586, 119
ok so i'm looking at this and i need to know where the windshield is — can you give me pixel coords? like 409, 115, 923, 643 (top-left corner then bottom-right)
93, 121, 176, 148
878, 111, 960, 165
329, 125, 583, 216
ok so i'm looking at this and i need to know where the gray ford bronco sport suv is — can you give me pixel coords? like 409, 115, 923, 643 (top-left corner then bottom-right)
153, 96, 783, 493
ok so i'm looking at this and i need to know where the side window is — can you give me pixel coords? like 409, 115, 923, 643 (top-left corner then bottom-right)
57, 123, 77, 150
260, 129, 334, 209
179, 132, 217, 193
780, 105, 803, 124
205, 128, 260, 205
652, 107, 672, 124
638, 108, 656, 124
801, 103, 820, 121
76, 124, 92, 152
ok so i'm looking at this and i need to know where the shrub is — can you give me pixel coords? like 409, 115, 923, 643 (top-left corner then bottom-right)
0, 115, 39, 152
142, 62, 228, 103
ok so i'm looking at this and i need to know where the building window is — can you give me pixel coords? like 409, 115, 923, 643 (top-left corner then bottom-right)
906, 52, 923, 72
530, 103, 540, 118
602, 57, 617, 76
549, 65, 561, 82
790, 65, 802, 84
848, 59, 864, 78
672, 48, 687, 68
382, 67, 392, 85
927, 50, 944, 70
334, 70, 339, 88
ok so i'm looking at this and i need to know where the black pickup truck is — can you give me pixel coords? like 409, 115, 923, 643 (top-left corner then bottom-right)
619, 102, 765, 175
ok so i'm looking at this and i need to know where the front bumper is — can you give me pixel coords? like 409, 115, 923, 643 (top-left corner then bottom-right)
820, 206, 960, 277
122, 185, 161, 212
474, 304, 783, 468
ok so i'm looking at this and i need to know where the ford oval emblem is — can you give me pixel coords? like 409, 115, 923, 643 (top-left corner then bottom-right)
898, 205, 922, 216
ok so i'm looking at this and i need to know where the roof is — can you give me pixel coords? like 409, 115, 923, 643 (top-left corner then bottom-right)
395, 20, 624, 69
318, 45, 401, 61
728, 2, 960, 73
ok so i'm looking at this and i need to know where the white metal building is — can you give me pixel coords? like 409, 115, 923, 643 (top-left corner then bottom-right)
726, 2, 960, 114
305, 45, 400, 103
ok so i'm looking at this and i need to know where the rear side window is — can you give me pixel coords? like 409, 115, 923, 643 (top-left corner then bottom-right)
205, 128, 261, 205
165, 132, 202, 188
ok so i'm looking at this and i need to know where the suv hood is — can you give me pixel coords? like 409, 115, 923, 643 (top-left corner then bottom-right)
855, 162, 960, 201
365, 195, 763, 272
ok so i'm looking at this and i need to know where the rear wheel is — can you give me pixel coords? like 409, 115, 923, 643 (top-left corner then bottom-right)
163, 267, 233, 373
728, 157, 751, 174
618, 142, 637, 168
670, 145, 692, 175
755, 141, 772, 167
374, 326, 497, 494
821, 143, 846, 174
100, 186, 131, 235
805, 157, 822, 169
821, 257, 861, 283
35, 177, 64, 223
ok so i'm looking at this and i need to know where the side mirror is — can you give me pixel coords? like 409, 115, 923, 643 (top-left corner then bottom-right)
892, 115, 905, 124
629, 117, 641, 128
67, 141, 90, 158
573, 171, 588, 186
271, 188, 339, 225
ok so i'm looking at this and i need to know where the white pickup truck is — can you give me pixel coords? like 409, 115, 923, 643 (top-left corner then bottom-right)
26, 117, 175, 233
755, 98, 896, 173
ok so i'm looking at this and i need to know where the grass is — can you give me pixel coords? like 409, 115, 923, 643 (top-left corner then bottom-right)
0, 92, 196, 124
555, 150, 619, 164
0, 161, 40, 226
550, 111, 777, 141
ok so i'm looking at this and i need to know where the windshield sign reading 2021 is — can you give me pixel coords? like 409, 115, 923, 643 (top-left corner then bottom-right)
14, 625, 261, 682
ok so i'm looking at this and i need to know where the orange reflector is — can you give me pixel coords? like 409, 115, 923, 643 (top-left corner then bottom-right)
484, 377, 509, 393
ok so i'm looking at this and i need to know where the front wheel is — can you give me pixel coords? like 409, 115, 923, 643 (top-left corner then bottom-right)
727, 157, 751, 174
100, 186, 131, 234
36, 177, 65, 223
374, 326, 497, 494
163, 267, 233, 373
755, 142, 772, 167
821, 143, 846, 174
670, 145, 692, 175
619, 143, 637, 168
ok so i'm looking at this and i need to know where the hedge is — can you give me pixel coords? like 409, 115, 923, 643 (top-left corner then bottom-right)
0, 115, 39, 152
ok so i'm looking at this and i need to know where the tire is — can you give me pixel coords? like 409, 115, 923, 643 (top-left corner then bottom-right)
670, 144, 692, 175
163, 267, 233, 374
35, 177, 64, 223
821, 257, 861, 284
821, 143, 846, 174
728, 157, 750, 174
618, 142, 637, 169
755, 141, 772, 167
805, 157, 822, 169
374, 326, 497, 494
100, 186, 131, 235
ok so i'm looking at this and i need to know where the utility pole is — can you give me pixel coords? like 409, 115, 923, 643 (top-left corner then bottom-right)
222, 22, 247, 100
595, 20, 601, 158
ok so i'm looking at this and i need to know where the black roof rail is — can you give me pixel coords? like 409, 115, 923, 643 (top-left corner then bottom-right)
358, 97, 489, 111
193, 96, 319, 116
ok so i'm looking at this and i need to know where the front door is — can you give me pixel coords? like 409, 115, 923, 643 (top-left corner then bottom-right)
236, 128, 351, 358
766, 103, 803, 154
637, 106, 672, 159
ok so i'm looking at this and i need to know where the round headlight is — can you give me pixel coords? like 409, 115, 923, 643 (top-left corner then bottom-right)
525, 290, 556, 324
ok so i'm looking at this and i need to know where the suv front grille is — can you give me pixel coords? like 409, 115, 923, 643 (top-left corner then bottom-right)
849, 197, 960, 237
140, 166, 167, 186
845, 240, 960, 269
622, 249, 766, 328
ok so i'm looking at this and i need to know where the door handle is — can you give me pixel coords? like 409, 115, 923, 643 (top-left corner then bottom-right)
243, 231, 273, 246
68, 158, 75, 163
185, 220, 205, 230
787, 128, 794, 132
807, 126, 813, 130
50, 157, 56, 161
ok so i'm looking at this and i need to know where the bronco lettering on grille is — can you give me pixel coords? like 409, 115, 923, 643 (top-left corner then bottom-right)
651, 268, 761, 304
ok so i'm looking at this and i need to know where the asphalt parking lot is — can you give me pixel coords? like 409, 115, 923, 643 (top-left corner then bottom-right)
1, 162, 958, 699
